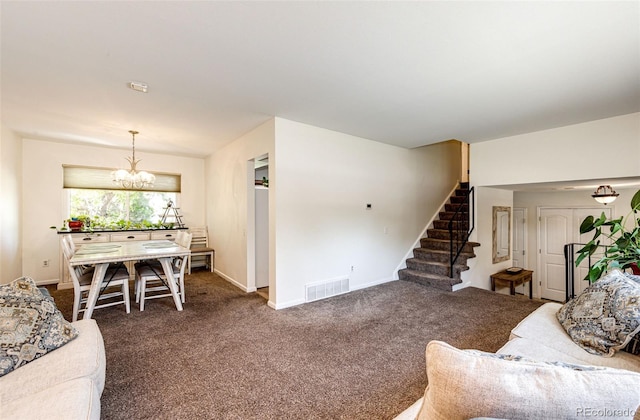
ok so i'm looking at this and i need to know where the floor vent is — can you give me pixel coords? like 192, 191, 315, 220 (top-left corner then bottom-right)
305, 277, 349, 302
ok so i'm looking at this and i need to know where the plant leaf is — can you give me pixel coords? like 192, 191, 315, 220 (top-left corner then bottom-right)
579, 215, 595, 234
631, 189, 640, 212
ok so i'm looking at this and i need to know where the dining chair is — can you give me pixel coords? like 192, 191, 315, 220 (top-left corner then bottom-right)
134, 232, 192, 311
187, 226, 215, 274
62, 242, 131, 321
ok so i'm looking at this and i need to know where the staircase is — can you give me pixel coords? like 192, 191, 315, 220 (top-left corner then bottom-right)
398, 184, 480, 291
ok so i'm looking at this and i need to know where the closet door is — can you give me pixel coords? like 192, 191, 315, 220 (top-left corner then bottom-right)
539, 209, 573, 301
538, 207, 612, 301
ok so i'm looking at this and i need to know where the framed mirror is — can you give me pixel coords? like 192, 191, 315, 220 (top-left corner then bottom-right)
492, 206, 511, 263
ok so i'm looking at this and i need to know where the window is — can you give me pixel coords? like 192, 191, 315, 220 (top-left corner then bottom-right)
68, 189, 177, 229
62, 164, 181, 229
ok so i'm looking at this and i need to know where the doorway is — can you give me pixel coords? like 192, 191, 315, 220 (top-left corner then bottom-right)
253, 155, 269, 300
461, 142, 469, 183
512, 207, 527, 294
538, 207, 611, 301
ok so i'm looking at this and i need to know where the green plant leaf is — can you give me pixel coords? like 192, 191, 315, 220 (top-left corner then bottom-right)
587, 266, 604, 282
631, 189, 640, 211
579, 215, 595, 234
610, 223, 623, 236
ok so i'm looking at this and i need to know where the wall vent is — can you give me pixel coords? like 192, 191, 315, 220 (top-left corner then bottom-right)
305, 277, 349, 302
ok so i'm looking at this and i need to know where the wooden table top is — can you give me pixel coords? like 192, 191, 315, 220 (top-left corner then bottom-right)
491, 269, 533, 281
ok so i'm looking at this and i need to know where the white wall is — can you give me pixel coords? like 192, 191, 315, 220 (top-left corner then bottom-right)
468, 112, 640, 294
0, 126, 23, 283
205, 119, 275, 294
273, 119, 461, 308
414, 140, 462, 229
472, 113, 639, 187
206, 118, 462, 309
22, 138, 206, 284
466, 187, 513, 292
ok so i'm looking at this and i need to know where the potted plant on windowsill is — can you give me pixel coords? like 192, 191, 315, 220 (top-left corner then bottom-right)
576, 189, 640, 282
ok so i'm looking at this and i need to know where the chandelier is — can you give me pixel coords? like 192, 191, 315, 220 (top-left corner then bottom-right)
592, 185, 619, 205
111, 130, 155, 189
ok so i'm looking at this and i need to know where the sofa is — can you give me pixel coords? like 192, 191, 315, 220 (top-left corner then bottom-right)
395, 270, 640, 420
0, 277, 106, 420
0, 319, 105, 420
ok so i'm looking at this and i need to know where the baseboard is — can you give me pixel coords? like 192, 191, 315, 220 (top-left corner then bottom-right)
350, 276, 395, 291
272, 277, 395, 310
271, 298, 305, 310
213, 271, 410, 308
452, 281, 470, 292
35, 278, 60, 287
214, 269, 255, 293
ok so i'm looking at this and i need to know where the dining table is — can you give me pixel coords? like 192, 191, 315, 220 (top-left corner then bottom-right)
69, 239, 191, 319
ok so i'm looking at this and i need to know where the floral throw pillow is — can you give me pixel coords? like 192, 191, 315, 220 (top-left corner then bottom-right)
557, 270, 640, 357
0, 276, 78, 376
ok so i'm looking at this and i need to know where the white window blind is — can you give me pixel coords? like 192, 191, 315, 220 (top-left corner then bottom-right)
63, 165, 181, 192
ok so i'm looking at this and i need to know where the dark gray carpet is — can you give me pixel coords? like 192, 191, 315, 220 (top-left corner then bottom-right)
50, 272, 543, 420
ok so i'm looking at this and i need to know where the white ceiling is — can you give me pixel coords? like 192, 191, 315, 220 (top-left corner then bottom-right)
1, 1, 639, 159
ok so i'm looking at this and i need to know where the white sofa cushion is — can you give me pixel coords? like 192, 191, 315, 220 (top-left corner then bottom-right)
1, 377, 101, 420
506, 302, 640, 372
0, 319, 105, 403
499, 337, 640, 373
418, 341, 640, 420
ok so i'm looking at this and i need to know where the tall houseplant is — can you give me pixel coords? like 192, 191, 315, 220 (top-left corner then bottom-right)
576, 189, 640, 282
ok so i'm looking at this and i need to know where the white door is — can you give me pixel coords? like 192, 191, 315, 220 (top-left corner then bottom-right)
539, 207, 612, 301
512, 208, 527, 294
539, 209, 573, 301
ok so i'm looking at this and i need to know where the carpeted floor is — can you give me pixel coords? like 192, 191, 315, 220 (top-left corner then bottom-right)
50, 271, 544, 420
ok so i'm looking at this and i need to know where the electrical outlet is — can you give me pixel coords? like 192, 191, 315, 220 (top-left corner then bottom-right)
42, 259, 50, 268
351, 265, 355, 272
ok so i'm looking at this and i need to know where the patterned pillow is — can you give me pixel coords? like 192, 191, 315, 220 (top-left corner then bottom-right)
622, 273, 640, 355
0, 276, 78, 377
557, 270, 640, 357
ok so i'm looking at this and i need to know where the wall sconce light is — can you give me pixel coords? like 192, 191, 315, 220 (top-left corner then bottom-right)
592, 185, 619, 205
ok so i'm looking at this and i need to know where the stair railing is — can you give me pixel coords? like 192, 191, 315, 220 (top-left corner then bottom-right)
564, 242, 609, 302
448, 186, 475, 278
